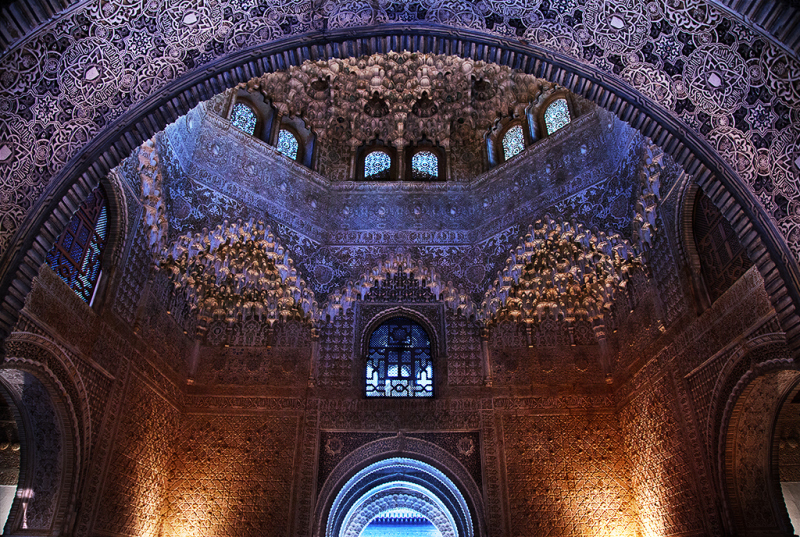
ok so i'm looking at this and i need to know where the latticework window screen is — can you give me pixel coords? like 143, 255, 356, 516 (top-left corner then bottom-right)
502, 125, 525, 160
544, 99, 570, 135
410, 151, 438, 180
230, 103, 257, 135
366, 317, 433, 397
46, 186, 108, 303
277, 129, 299, 160
364, 151, 392, 180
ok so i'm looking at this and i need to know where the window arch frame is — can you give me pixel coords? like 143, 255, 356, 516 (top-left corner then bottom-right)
689, 186, 754, 306
538, 92, 574, 137
356, 143, 397, 181
405, 142, 445, 182
498, 121, 528, 162
678, 182, 713, 314
486, 116, 532, 168
360, 311, 440, 398
270, 115, 316, 168
227, 90, 275, 143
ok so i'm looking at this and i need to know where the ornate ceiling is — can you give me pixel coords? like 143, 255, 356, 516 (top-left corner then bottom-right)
0, 0, 798, 345
146, 78, 658, 308
0, 0, 798, 256
237, 52, 591, 181
129, 61, 670, 336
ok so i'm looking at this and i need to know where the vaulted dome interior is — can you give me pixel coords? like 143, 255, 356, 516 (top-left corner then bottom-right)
1, 37, 798, 537
129, 54, 672, 397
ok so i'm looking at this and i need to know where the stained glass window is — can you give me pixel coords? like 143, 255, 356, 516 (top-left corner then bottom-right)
366, 317, 433, 397
277, 129, 299, 160
230, 103, 257, 135
364, 150, 392, 180
544, 98, 570, 135
502, 125, 525, 160
411, 150, 438, 180
46, 186, 108, 304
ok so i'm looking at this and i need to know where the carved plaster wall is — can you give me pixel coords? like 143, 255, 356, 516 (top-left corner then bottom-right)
724, 368, 799, 536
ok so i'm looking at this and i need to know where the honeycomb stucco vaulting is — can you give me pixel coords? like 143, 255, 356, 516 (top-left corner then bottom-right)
0, 0, 798, 266
150, 94, 664, 310
237, 53, 589, 182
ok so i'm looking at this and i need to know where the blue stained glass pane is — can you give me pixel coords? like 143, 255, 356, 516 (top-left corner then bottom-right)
277, 129, 299, 160
502, 125, 525, 160
364, 150, 392, 180
95, 204, 108, 241
411, 150, 438, 180
544, 98, 570, 135
230, 103, 257, 135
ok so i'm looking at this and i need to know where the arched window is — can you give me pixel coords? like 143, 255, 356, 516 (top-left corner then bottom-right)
410, 150, 439, 180
543, 98, 571, 135
364, 150, 393, 181
46, 186, 108, 304
502, 124, 525, 160
366, 317, 433, 397
230, 102, 257, 135
277, 129, 299, 160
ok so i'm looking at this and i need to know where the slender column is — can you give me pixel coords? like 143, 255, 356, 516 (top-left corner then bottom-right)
187, 339, 201, 384
481, 327, 493, 387
593, 321, 613, 383
308, 327, 319, 387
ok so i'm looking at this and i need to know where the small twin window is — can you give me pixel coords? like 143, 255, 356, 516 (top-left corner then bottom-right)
364, 150, 392, 180
544, 98, 570, 135
228, 98, 313, 167
490, 97, 572, 167
366, 317, 433, 398
359, 146, 442, 181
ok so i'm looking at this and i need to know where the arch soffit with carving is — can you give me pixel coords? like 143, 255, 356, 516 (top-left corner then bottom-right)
699, 329, 800, 531
1, 26, 799, 359
314, 435, 487, 537
2, 331, 92, 465
0, 332, 89, 535
717, 364, 800, 535
675, 179, 709, 310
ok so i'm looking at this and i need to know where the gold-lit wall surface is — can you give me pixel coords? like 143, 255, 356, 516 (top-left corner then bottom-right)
25, 266, 771, 537
94, 377, 180, 537
503, 412, 640, 536
161, 414, 300, 536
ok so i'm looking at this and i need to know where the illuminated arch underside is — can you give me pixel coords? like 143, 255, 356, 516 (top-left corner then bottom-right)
327, 457, 473, 537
